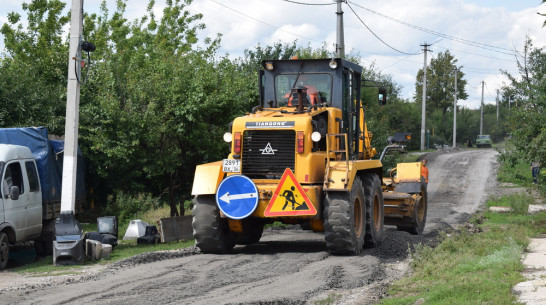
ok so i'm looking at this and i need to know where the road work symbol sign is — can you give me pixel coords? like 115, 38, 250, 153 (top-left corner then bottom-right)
216, 175, 259, 219
264, 168, 317, 216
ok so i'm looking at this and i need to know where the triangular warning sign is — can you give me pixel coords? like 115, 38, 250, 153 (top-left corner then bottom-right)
264, 168, 317, 216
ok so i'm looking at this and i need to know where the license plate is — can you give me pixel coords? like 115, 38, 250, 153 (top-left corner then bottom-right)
222, 159, 240, 173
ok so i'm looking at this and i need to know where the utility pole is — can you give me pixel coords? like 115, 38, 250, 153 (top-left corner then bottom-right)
61, 0, 83, 215
453, 68, 457, 148
335, 0, 345, 58
480, 81, 484, 135
420, 43, 430, 151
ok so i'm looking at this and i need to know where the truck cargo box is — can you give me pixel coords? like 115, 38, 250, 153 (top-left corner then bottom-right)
0, 127, 85, 218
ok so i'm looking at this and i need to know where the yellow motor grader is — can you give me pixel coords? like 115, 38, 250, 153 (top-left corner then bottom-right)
191, 58, 427, 254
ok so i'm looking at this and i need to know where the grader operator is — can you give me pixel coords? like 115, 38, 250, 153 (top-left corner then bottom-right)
191, 58, 427, 255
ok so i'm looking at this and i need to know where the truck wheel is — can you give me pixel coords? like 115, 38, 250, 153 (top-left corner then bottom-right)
0, 232, 9, 269
323, 177, 365, 255
235, 218, 264, 245
192, 195, 235, 253
363, 174, 384, 247
397, 179, 428, 235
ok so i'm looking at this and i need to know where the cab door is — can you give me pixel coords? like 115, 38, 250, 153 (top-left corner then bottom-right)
24, 160, 42, 239
2, 161, 27, 241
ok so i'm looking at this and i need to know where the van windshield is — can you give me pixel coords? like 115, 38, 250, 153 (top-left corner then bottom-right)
275, 73, 332, 107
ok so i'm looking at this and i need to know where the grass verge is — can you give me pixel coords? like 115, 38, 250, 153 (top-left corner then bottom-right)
380, 186, 545, 304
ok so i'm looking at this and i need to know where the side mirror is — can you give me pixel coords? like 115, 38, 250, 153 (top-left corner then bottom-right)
9, 186, 19, 200
378, 87, 387, 105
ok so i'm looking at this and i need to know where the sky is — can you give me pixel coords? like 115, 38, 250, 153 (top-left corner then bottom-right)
1, 0, 545, 109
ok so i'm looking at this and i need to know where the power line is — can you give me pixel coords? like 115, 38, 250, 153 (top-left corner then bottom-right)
207, 0, 320, 43
347, 1, 516, 56
435, 45, 516, 63
204, 0, 388, 60
280, 0, 334, 6
346, 2, 421, 56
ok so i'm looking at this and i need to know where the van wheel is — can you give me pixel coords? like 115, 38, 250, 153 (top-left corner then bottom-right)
0, 232, 9, 269
192, 195, 235, 253
323, 177, 365, 255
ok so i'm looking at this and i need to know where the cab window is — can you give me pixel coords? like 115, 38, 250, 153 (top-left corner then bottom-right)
25, 161, 40, 192
275, 73, 332, 107
2, 162, 24, 198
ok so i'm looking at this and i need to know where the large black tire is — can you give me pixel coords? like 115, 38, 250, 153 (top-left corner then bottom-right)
363, 174, 384, 247
235, 218, 264, 245
0, 232, 9, 270
397, 179, 428, 235
323, 177, 366, 255
192, 195, 235, 253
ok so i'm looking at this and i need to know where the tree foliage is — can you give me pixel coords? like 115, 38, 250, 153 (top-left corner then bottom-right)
0, 0, 69, 134
500, 37, 546, 166
415, 50, 468, 115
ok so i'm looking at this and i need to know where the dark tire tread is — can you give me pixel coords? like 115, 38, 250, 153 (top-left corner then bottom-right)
192, 195, 235, 253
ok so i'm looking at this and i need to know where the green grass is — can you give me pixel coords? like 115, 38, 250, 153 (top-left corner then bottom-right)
380, 191, 545, 304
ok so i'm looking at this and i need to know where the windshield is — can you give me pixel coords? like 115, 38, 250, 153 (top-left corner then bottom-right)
477, 135, 490, 140
275, 73, 332, 107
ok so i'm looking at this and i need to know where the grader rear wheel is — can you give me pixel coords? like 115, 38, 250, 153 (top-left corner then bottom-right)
192, 195, 235, 253
363, 174, 384, 246
323, 177, 365, 255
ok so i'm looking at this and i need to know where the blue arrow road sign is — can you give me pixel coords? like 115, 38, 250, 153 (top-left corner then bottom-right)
216, 175, 259, 219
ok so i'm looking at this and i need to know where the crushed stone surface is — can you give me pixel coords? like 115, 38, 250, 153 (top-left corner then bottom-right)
0, 149, 501, 305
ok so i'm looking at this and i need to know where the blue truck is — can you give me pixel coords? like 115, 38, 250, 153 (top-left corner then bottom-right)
0, 127, 85, 269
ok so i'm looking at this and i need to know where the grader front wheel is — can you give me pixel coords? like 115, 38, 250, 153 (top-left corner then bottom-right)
323, 177, 366, 255
192, 195, 235, 253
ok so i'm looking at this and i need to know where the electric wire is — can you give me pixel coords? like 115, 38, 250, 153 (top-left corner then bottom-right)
346, 2, 421, 56
208, 0, 320, 43
435, 45, 516, 63
280, 0, 335, 6
347, 1, 516, 56
205, 0, 381, 60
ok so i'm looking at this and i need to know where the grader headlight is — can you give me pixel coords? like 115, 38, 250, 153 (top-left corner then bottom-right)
311, 131, 322, 142
265, 62, 274, 71
223, 132, 233, 143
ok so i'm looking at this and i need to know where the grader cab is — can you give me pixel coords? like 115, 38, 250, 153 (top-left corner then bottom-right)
191, 58, 427, 255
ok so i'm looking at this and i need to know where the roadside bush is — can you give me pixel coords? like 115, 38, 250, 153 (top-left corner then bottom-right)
104, 192, 162, 222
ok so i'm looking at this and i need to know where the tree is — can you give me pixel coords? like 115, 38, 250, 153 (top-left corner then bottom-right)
500, 36, 546, 166
78, 0, 259, 216
0, 0, 69, 134
414, 51, 468, 115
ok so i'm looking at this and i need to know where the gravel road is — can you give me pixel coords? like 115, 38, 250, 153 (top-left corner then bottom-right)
0, 148, 498, 305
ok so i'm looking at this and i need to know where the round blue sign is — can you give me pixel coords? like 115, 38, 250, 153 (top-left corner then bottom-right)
216, 175, 259, 220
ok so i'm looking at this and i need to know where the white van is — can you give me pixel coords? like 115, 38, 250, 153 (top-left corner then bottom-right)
0, 144, 43, 269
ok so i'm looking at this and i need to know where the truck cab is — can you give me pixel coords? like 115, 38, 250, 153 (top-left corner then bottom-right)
0, 144, 43, 268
